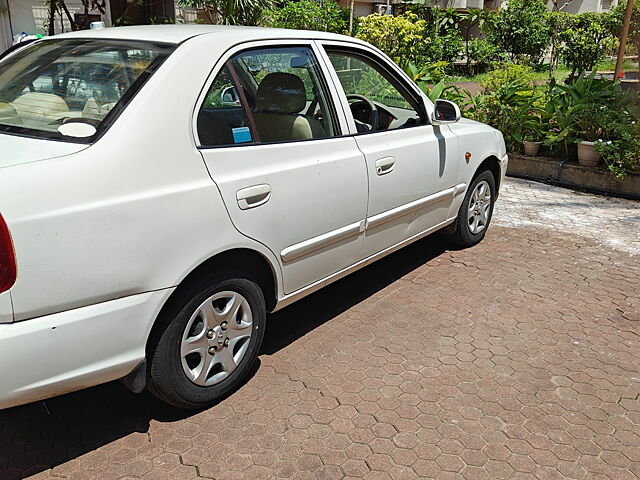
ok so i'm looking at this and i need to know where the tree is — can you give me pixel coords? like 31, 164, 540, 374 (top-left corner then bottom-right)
264, 0, 348, 34
45, 0, 106, 32
79, 0, 107, 29
355, 13, 427, 66
560, 12, 617, 76
547, 11, 571, 81
177, 0, 273, 25
611, 1, 640, 77
485, 0, 551, 67
459, 8, 491, 70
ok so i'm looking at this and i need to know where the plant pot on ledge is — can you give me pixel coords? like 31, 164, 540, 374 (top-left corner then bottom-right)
523, 141, 542, 156
577, 141, 602, 167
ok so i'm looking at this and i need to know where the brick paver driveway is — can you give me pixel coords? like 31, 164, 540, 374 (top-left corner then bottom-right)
2, 178, 639, 480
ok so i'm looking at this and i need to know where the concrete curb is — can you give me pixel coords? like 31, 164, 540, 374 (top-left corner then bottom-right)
507, 153, 640, 201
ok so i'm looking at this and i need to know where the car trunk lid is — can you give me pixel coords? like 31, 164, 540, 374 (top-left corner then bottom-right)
0, 133, 88, 169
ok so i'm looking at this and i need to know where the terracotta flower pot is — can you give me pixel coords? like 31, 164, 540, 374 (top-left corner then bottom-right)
577, 141, 602, 167
523, 141, 542, 156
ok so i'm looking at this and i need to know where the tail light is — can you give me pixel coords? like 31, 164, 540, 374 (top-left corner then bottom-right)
0, 214, 16, 293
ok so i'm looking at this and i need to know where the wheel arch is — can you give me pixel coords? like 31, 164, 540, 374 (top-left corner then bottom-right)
146, 248, 278, 355
475, 155, 502, 195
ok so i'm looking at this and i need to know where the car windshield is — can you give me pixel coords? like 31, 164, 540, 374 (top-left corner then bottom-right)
0, 39, 174, 142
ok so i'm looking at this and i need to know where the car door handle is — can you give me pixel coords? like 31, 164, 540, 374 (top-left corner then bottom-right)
236, 184, 271, 210
375, 156, 395, 175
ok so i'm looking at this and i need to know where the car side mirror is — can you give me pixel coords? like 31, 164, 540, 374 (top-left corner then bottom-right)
220, 86, 240, 106
431, 99, 461, 124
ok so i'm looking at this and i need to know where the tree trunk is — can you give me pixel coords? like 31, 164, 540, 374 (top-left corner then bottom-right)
348, 0, 354, 36
115, 0, 132, 26
464, 27, 470, 71
60, 1, 77, 31
636, 35, 640, 78
48, 0, 56, 35
82, 0, 90, 29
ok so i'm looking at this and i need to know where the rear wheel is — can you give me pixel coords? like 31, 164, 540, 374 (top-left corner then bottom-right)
449, 169, 496, 248
147, 275, 266, 409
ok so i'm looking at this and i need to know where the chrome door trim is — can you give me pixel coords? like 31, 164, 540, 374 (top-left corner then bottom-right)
280, 186, 460, 263
365, 187, 455, 230
453, 183, 467, 196
274, 215, 458, 312
281, 220, 365, 263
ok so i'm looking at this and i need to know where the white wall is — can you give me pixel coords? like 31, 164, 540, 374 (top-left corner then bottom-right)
8, 0, 112, 37
548, 0, 619, 13
0, 0, 11, 52
490, 0, 618, 12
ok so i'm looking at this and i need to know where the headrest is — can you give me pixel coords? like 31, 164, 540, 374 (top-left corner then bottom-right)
255, 72, 306, 114
11, 92, 69, 119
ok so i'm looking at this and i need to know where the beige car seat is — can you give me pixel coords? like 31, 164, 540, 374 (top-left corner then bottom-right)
252, 73, 326, 143
83, 97, 117, 120
11, 92, 69, 121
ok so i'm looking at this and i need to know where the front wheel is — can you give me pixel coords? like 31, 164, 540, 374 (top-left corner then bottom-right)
448, 170, 496, 248
147, 275, 266, 409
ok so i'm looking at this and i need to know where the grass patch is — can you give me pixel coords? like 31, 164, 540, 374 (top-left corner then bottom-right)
447, 66, 571, 84
446, 60, 639, 85
595, 59, 636, 72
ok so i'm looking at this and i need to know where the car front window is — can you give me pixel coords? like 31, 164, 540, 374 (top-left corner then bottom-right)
0, 39, 174, 142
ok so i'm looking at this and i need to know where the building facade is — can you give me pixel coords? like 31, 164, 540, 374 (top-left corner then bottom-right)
0, 0, 113, 52
549, 0, 619, 14
0, 0, 622, 54
338, 0, 619, 19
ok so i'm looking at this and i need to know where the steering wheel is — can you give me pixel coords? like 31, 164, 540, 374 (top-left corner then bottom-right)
346, 94, 379, 132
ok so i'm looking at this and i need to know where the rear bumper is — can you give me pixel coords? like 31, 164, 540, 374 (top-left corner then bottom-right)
0, 288, 172, 410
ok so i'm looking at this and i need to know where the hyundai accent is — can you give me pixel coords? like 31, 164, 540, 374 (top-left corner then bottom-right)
0, 25, 507, 409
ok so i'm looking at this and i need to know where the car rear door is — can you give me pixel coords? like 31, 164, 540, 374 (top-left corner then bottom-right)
317, 42, 462, 259
196, 40, 368, 295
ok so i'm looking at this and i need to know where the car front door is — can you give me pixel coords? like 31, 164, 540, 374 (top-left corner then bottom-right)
318, 43, 462, 258
196, 42, 368, 295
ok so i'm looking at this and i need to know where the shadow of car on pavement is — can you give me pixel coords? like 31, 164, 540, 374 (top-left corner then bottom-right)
0, 234, 450, 480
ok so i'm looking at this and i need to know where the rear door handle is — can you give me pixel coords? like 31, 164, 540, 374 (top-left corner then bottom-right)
236, 184, 271, 210
375, 156, 395, 175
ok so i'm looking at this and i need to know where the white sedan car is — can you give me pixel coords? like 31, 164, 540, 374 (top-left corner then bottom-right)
0, 25, 507, 409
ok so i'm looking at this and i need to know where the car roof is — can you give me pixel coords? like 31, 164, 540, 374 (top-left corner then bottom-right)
53, 25, 364, 46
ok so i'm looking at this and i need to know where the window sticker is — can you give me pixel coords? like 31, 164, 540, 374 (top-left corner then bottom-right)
232, 126, 252, 144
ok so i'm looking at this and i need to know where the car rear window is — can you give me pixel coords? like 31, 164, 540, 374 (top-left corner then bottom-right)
0, 39, 174, 143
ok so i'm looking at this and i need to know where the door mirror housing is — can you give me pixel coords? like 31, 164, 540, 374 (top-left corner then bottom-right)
431, 99, 461, 124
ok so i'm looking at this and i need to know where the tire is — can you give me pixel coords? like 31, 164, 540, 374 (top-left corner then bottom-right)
449, 169, 496, 248
147, 275, 266, 409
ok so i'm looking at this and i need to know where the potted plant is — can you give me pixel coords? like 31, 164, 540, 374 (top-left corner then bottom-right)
519, 106, 548, 157
572, 106, 605, 167
523, 129, 545, 156
576, 140, 603, 167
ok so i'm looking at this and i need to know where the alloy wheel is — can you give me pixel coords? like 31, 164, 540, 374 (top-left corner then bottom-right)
180, 291, 253, 386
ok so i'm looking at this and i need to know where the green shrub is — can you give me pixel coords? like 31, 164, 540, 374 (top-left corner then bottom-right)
560, 12, 617, 76
178, 0, 273, 25
595, 131, 640, 178
355, 13, 426, 65
485, 0, 550, 67
428, 32, 464, 65
571, 105, 627, 142
468, 38, 505, 74
611, 1, 640, 52
465, 80, 543, 152
545, 73, 637, 145
481, 63, 535, 92
264, 0, 348, 33
425, 61, 450, 83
